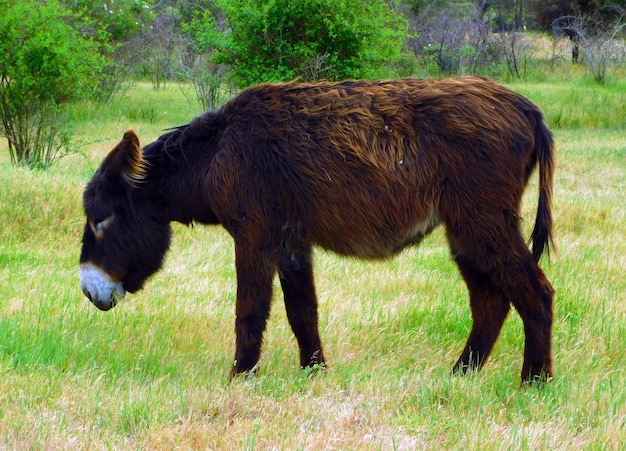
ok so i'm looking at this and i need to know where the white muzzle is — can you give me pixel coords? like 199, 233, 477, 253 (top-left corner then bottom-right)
80, 263, 125, 311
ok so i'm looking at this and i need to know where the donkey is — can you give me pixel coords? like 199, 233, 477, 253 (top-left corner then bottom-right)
79, 77, 555, 383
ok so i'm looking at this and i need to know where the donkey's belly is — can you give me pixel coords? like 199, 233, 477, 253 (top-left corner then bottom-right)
312, 209, 440, 259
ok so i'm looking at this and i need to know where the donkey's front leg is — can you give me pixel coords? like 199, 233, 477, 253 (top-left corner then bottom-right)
278, 245, 325, 370
231, 243, 276, 377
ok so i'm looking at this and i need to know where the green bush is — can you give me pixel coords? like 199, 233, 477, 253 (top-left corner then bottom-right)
214, 0, 409, 87
0, 0, 107, 168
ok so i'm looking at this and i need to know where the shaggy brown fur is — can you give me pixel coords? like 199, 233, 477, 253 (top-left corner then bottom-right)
80, 77, 555, 383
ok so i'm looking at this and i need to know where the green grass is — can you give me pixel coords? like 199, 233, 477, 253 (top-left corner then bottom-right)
508, 78, 626, 130
1, 74, 625, 449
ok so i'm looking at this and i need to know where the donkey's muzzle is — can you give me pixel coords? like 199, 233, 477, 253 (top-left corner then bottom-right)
79, 263, 125, 310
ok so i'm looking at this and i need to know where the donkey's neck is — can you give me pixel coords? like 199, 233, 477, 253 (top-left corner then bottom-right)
142, 123, 221, 226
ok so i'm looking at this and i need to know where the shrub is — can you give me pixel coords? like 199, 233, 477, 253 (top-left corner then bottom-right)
552, 13, 626, 84
0, 0, 106, 168
179, 9, 233, 110
213, 0, 409, 87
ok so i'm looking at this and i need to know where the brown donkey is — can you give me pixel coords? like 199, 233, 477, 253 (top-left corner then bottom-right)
79, 77, 555, 383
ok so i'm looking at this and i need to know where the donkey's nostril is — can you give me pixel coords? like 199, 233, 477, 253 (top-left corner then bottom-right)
82, 288, 93, 302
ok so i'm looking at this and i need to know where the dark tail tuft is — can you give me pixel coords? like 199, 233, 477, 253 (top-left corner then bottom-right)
530, 117, 555, 263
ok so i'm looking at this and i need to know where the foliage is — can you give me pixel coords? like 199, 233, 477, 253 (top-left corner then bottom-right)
214, 0, 409, 87
407, 2, 500, 76
0, 0, 107, 168
179, 8, 232, 110
63, 0, 150, 42
61, 0, 154, 101
404, 0, 456, 15
552, 12, 625, 83
535, 0, 625, 30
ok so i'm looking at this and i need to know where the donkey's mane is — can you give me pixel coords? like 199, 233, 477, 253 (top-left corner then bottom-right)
143, 110, 223, 170
144, 124, 189, 161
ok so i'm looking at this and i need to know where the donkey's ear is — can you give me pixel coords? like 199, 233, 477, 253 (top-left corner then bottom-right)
103, 130, 147, 187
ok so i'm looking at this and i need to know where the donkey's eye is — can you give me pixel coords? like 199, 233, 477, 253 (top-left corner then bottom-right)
90, 215, 114, 237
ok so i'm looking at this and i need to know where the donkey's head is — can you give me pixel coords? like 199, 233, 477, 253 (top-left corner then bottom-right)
79, 131, 171, 310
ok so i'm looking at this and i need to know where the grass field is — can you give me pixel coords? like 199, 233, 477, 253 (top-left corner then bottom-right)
1, 73, 625, 449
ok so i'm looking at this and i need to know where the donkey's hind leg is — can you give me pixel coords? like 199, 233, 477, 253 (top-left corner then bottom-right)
451, 251, 511, 375
506, 258, 554, 383
446, 220, 554, 383
278, 245, 325, 370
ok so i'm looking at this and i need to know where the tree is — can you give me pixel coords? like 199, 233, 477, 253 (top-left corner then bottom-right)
553, 11, 625, 82
144, 6, 180, 88
405, 1, 497, 76
536, 0, 625, 62
213, 0, 409, 87
536, 1, 625, 82
0, 0, 107, 168
62, 0, 155, 101
180, 8, 232, 110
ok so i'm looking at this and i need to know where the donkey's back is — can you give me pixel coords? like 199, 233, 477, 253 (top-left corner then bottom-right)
214, 78, 553, 262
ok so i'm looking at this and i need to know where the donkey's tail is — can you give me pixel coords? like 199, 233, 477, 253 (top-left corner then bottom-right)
529, 116, 555, 263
